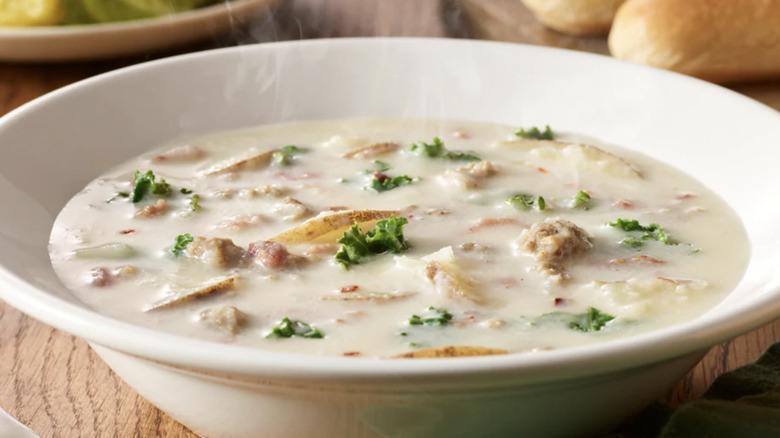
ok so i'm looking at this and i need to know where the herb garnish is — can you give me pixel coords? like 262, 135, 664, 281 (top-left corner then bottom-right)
409, 137, 481, 162
527, 307, 616, 332
571, 190, 592, 210
266, 317, 324, 339
370, 173, 414, 192
364, 160, 391, 173
568, 307, 615, 332
408, 307, 453, 326
607, 218, 677, 249
335, 216, 409, 268
189, 194, 202, 211
508, 194, 546, 211
272, 145, 308, 166
171, 233, 194, 255
180, 188, 193, 195
515, 125, 554, 140
132, 170, 171, 202
107, 192, 130, 203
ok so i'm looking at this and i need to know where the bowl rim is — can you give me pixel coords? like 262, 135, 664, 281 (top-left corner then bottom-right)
2, 37, 780, 385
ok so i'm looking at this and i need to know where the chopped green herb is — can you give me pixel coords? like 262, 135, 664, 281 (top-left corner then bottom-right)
508, 194, 546, 211
272, 145, 308, 166
409, 137, 481, 162
189, 194, 201, 211
335, 216, 409, 268
171, 233, 194, 255
106, 192, 130, 203
370, 174, 414, 192
364, 160, 391, 173
571, 190, 592, 210
180, 188, 193, 195
569, 307, 615, 332
515, 125, 554, 140
408, 306, 453, 326
132, 170, 171, 203
266, 317, 324, 339
529, 307, 616, 332
607, 218, 678, 249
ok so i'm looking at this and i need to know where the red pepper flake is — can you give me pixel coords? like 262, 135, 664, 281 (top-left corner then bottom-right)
343, 351, 361, 357
119, 229, 135, 235
537, 167, 548, 173
553, 297, 567, 306
339, 285, 359, 293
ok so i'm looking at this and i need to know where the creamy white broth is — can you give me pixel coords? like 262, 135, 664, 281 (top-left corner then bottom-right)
48, 119, 749, 357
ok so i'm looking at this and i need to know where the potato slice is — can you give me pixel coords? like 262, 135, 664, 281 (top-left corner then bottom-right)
270, 209, 398, 244
202, 148, 276, 175
496, 139, 641, 178
321, 291, 415, 302
393, 345, 508, 358
146, 276, 236, 311
423, 247, 483, 304
341, 142, 399, 159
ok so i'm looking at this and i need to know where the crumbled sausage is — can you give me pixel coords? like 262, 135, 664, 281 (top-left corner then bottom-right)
341, 142, 399, 159
186, 237, 245, 268
239, 185, 287, 199
89, 267, 111, 287
446, 161, 496, 189
248, 240, 303, 270
199, 305, 247, 334
152, 144, 205, 163
275, 197, 313, 222
519, 218, 592, 275
134, 199, 169, 218
216, 214, 268, 232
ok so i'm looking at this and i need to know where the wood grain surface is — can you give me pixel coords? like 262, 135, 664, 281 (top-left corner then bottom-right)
1, 1, 779, 436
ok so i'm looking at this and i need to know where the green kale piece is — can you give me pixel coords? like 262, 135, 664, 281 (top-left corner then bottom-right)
515, 125, 554, 140
568, 307, 616, 332
189, 194, 201, 211
409, 137, 481, 162
132, 170, 171, 202
408, 306, 453, 326
335, 216, 409, 268
272, 145, 308, 166
607, 218, 678, 249
508, 194, 546, 211
370, 173, 414, 192
171, 233, 194, 255
571, 190, 592, 210
266, 317, 324, 339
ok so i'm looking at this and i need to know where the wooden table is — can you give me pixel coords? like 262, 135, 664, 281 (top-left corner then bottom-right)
1, 1, 779, 436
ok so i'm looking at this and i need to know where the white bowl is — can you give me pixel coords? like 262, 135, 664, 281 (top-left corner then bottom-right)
1, 38, 780, 437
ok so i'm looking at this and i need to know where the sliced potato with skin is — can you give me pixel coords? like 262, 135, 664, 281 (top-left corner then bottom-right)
146, 276, 236, 311
320, 291, 415, 302
202, 149, 276, 175
423, 246, 483, 304
393, 345, 508, 358
270, 209, 399, 244
497, 139, 641, 178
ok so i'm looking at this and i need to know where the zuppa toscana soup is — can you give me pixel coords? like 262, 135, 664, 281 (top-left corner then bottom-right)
48, 119, 748, 358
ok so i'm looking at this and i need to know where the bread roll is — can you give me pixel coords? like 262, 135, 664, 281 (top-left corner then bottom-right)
609, 0, 780, 83
521, 0, 626, 36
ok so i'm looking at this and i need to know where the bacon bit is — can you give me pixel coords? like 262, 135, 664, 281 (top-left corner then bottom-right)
89, 267, 111, 287
608, 255, 664, 267
486, 319, 505, 329
553, 297, 567, 306
323, 206, 349, 212
676, 193, 696, 200
134, 199, 169, 218
453, 130, 470, 139
537, 167, 548, 173
335, 319, 346, 324
339, 285, 359, 293
614, 200, 633, 209
119, 229, 135, 235
456, 315, 477, 328
343, 351, 362, 357
274, 172, 319, 181
373, 172, 390, 182
469, 217, 521, 232
498, 277, 518, 289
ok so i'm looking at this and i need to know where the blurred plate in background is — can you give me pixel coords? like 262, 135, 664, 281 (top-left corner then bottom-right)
0, 0, 283, 62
